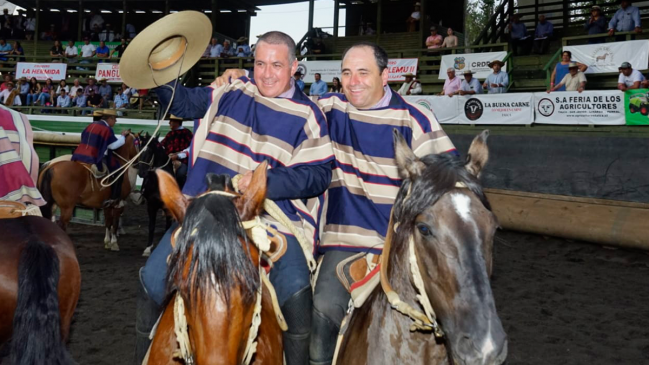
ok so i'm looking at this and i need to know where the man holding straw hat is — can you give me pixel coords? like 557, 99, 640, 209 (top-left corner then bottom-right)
121, 12, 334, 365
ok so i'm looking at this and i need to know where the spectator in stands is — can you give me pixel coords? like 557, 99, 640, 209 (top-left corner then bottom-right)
458, 69, 483, 95
311, 38, 325, 55
70, 79, 82, 96
309, 73, 327, 96
96, 41, 110, 62
330, 76, 343, 93
0, 74, 11, 91
425, 26, 443, 50
508, 14, 530, 56
84, 78, 99, 96
73, 88, 87, 113
206, 38, 223, 58
83, 11, 104, 36
56, 88, 71, 109
483, 60, 509, 93
548, 63, 586, 93
397, 72, 421, 95
86, 88, 103, 109
10, 41, 24, 62
0, 81, 21, 106
235, 37, 251, 57
363, 22, 376, 36
121, 83, 136, 99
26, 77, 40, 105
98, 79, 112, 107
406, 2, 420, 32
441, 68, 461, 97
0, 38, 12, 62
42, 24, 59, 41
441, 28, 459, 49
550, 51, 588, 92
126, 23, 137, 39
18, 77, 28, 105
1, 9, 11, 39
294, 71, 305, 91
111, 38, 128, 58
50, 40, 64, 62
12, 11, 24, 39
65, 40, 78, 63
584, 5, 608, 44
36, 78, 54, 106
80, 37, 96, 66
56, 79, 69, 95
114, 87, 129, 110
618, 62, 645, 90
532, 15, 554, 54
608, 0, 641, 41
89, 23, 101, 42
24, 12, 35, 41
221, 40, 235, 57
99, 23, 116, 42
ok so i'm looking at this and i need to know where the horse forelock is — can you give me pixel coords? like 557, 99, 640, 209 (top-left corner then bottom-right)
165, 193, 259, 309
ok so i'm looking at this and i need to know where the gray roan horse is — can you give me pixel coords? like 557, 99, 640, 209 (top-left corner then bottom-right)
335, 130, 507, 364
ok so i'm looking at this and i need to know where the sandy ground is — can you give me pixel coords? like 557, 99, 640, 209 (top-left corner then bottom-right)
2, 203, 649, 364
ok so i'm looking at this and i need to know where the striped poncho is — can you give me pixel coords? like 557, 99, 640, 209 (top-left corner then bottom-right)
318, 92, 457, 254
0, 105, 44, 205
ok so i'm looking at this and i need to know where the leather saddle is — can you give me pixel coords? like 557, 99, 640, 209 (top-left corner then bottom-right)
0, 201, 42, 219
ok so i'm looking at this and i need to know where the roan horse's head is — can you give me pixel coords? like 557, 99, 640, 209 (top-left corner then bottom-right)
392, 130, 507, 365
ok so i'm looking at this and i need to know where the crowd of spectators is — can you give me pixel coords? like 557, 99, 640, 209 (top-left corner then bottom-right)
0, 73, 140, 114
425, 26, 458, 51
202, 36, 252, 59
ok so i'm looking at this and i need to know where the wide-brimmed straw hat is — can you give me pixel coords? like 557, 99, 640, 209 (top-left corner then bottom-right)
568, 62, 579, 69
463, 69, 475, 75
169, 114, 183, 121
488, 60, 505, 68
102, 109, 118, 117
120, 11, 211, 89
403, 72, 416, 77
92, 110, 103, 117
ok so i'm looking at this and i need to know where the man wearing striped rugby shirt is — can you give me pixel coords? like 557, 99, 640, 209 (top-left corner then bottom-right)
217, 41, 457, 364
138, 31, 334, 365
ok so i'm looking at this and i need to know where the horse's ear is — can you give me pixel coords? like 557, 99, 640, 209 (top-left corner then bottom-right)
393, 129, 424, 179
240, 161, 268, 218
465, 130, 490, 178
156, 169, 189, 222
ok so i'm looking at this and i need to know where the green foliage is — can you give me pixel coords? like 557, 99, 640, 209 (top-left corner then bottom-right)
466, 0, 496, 44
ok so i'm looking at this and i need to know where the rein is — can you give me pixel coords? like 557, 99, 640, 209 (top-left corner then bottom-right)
379, 181, 468, 337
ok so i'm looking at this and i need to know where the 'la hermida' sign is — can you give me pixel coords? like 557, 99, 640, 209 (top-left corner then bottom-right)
15, 62, 67, 81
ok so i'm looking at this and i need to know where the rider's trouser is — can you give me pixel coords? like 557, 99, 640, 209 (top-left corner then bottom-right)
138, 223, 311, 365
309, 250, 356, 365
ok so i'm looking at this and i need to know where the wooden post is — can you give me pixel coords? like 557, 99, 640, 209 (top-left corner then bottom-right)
562, 0, 569, 30
308, 0, 314, 34
376, 0, 382, 42
211, 0, 217, 33
78, 0, 83, 41
122, 0, 127, 39
333, 0, 339, 37
419, 0, 425, 40
164, 0, 170, 15
34, 0, 40, 55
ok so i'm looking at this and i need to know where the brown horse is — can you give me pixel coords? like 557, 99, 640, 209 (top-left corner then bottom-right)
0, 216, 81, 364
145, 163, 283, 365
38, 133, 139, 251
335, 130, 507, 365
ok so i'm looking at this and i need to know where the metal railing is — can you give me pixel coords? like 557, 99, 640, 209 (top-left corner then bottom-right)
9, 105, 157, 119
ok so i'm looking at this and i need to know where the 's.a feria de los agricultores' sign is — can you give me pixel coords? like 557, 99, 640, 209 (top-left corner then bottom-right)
534, 91, 624, 125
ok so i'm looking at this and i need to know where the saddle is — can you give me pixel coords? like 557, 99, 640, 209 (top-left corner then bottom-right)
335, 252, 381, 308
0, 201, 42, 219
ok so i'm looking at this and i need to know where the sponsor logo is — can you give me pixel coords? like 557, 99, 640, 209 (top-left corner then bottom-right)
537, 98, 555, 117
454, 57, 466, 71
296, 63, 307, 78
415, 99, 432, 111
464, 98, 483, 121
590, 46, 614, 67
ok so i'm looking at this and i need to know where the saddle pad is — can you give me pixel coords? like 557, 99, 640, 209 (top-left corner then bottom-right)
336, 253, 382, 308
0, 201, 42, 219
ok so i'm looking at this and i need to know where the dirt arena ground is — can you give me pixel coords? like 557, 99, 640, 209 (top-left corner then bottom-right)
3, 203, 649, 364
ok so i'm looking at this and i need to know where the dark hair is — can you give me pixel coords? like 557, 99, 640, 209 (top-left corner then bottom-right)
562, 50, 572, 58
342, 42, 389, 73
315, 73, 321, 77
331, 77, 342, 92
255, 31, 296, 63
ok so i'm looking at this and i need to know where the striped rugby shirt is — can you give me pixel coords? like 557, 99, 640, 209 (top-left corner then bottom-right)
317, 92, 457, 254
156, 77, 334, 249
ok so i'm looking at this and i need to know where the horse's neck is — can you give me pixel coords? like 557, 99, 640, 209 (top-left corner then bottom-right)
155, 148, 173, 172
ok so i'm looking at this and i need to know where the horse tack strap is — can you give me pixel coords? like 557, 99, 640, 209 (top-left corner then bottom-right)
0, 201, 42, 219
172, 293, 195, 365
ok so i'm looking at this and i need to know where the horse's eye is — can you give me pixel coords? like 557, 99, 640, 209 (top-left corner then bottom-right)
417, 223, 433, 237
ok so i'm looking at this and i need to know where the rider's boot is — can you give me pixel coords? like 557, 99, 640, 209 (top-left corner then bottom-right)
135, 268, 161, 365
309, 307, 341, 365
282, 285, 312, 365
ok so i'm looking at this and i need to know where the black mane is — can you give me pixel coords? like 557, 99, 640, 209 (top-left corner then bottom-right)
165, 192, 259, 307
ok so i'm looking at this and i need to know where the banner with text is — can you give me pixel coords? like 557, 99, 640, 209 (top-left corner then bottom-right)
624, 89, 649, 125
534, 90, 625, 125
404, 95, 459, 124
95, 63, 122, 83
15, 62, 67, 81
296, 58, 418, 83
458, 93, 533, 124
439, 51, 507, 80
564, 41, 649, 74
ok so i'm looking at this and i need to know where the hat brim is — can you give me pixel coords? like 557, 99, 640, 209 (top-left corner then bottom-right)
120, 11, 211, 89
489, 61, 505, 67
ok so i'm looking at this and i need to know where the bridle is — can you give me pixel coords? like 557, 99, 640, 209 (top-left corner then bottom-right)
135, 141, 172, 173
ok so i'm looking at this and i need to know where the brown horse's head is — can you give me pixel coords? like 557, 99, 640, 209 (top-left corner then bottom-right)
155, 162, 268, 363
391, 130, 507, 365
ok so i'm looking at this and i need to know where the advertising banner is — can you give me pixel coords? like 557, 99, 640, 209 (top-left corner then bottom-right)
534, 91, 625, 125
404, 95, 459, 124
15, 62, 67, 81
458, 93, 533, 125
624, 89, 649, 125
564, 40, 649, 74
296, 58, 418, 83
439, 51, 507, 80
95, 63, 122, 83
